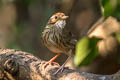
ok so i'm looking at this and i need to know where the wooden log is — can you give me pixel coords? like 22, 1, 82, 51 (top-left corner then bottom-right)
0, 49, 119, 80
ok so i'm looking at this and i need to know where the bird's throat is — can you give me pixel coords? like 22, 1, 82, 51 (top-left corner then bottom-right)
55, 20, 66, 29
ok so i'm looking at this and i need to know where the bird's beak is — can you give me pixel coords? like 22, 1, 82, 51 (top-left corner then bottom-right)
61, 16, 69, 20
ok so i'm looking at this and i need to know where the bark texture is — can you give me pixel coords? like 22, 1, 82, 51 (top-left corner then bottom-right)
0, 48, 119, 80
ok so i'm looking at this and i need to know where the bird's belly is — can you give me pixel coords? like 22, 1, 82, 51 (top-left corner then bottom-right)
47, 45, 64, 54
42, 30, 66, 54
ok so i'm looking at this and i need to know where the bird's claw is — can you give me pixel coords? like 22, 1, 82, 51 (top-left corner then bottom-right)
53, 65, 65, 75
44, 61, 59, 68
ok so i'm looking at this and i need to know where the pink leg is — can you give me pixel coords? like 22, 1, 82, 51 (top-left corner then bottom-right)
44, 53, 60, 68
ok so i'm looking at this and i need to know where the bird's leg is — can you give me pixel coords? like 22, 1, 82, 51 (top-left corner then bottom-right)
53, 55, 72, 75
44, 53, 60, 68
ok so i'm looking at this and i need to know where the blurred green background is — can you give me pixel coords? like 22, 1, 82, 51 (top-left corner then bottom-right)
0, 0, 120, 75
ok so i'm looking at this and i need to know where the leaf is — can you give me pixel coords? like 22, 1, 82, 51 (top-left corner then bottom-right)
101, 0, 120, 19
114, 0, 120, 19
74, 37, 99, 66
116, 33, 120, 44
116, 34, 120, 64
101, 0, 117, 18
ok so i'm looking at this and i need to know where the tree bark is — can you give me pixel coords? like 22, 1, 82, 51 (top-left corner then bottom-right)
0, 48, 119, 80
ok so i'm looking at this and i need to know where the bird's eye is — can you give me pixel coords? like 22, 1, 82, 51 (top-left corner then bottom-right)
55, 16, 58, 19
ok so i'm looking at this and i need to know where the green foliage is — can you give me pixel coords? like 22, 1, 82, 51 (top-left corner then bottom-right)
116, 34, 120, 44
117, 34, 120, 64
101, 0, 120, 65
101, 0, 120, 19
74, 37, 99, 66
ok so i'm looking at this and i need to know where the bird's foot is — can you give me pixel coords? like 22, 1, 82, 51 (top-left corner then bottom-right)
44, 61, 59, 68
53, 64, 65, 75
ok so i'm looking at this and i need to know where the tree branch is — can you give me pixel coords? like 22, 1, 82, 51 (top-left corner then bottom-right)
0, 48, 119, 80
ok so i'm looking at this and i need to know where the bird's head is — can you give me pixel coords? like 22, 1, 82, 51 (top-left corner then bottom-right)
48, 12, 68, 24
47, 12, 68, 29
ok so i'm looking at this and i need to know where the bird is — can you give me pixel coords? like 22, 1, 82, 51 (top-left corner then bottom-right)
41, 12, 76, 74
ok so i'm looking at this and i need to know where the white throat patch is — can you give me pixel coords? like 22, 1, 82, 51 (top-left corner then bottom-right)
55, 20, 66, 28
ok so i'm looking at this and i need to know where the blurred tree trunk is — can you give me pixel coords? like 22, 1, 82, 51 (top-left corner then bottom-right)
0, 1, 16, 48
66, 0, 101, 38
